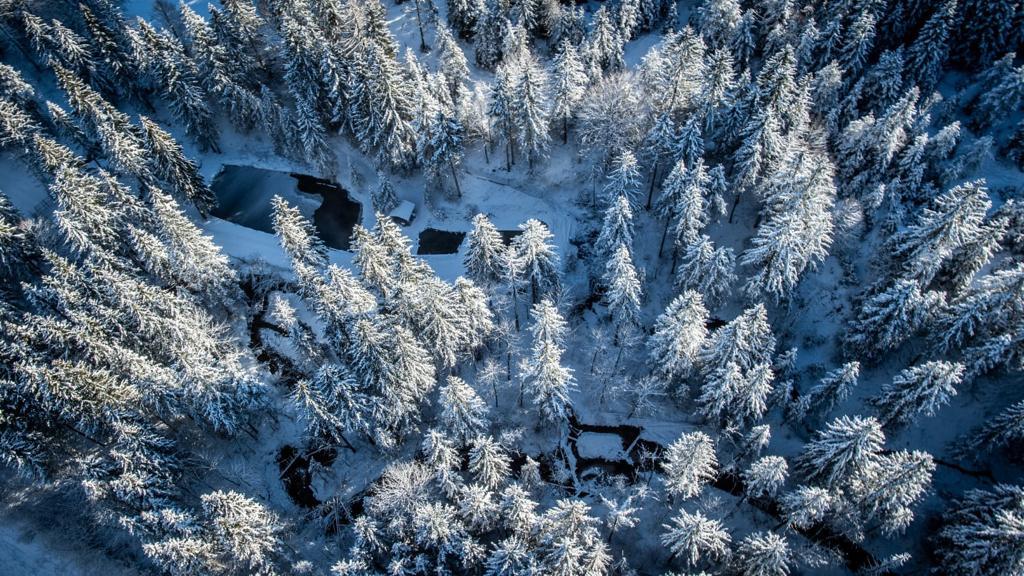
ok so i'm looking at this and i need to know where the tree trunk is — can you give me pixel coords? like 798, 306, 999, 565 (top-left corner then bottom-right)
646, 162, 658, 210
563, 116, 568, 144
415, 0, 429, 52
658, 217, 671, 257
728, 192, 742, 223
449, 160, 462, 197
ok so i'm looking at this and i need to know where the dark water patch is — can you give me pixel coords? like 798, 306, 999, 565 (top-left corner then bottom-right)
292, 173, 362, 251
277, 445, 320, 508
417, 228, 466, 254
499, 229, 522, 245
211, 165, 294, 233
211, 165, 362, 251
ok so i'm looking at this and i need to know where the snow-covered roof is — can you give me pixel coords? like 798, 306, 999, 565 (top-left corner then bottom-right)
389, 200, 416, 224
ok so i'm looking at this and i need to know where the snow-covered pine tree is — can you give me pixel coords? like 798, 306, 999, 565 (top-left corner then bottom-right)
534, 499, 610, 575
795, 415, 884, 489
468, 434, 511, 489
849, 449, 934, 536
78, 3, 144, 102
660, 509, 731, 568
661, 431, 718, 500
550, 40, 587, 144
956, 400, 1024, 459
474, 0, 508, 70
522, 299, 574, 423
669, 158, 712, 251
50, 63, 148, 178
291, 364, 369, 448
846, 278, 945, 360
464, 213, 507, 287
935, 483, 1024, 575
871, 361, 964, 428
440, 376, 490, 443
906, 0, 958, 93
271, 195, 328, 274
596, 194, 635, 259
419, 109, 465, 196
604, 149, 642, 208
778, 485, 837, 530
511, 219, 560, 303
489, 63, 518, 171
349, 41, 416, 169
733, 531, 790, 576
447, 0, 482, 39
796, 361, 860, 419
743, 455, 788, 499
348, 316, 436, 442
602, 243, 643, 335
144, 186, 236, 298
511, 49, 551, 169
675, 235, 736, 309
863, 48, 906, 115
891, 180, 991, 284
675, 116, 704, 170
437, 23, 470, 105
372, 169, 399, 214
200, 490, 282, 572
649, 291, 709, 390
135, 21, 219, 152
641, 112, 677, 209
138, 116, 217, 216
741, 146, 836, 302
585, 6, 624, 74
936, 263, 1024, 364
699, 303, 776, 377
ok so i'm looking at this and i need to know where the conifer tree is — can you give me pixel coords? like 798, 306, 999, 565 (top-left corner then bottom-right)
891, 180, 991, 284
796, 361, 860, 419
846, 279, 944, 360
271, 195, 328, 273
511, 50, 551, 169
596, 194, 635, 257
551, 41, 587, 144
448, 0, 482, 39
604, 150, 642, 208
440, 376, 490, 443
585, 7, 624, 74
675, 235, 736, 309
850, 449, 934, 536
743, 455, 788, 499
522, 299, 574, 423
200, 490, 282, 572
778, 485, 837, 530
138, 116, 216, 216
649, 291, 709, 388
795, 415, 884, 489
871, 361, 964, 428
468, 434, 511, 489
660, 509, 731, 567
489, 64, 517, 171
135, 22, 219, 152
661, 431, 718, 500
935, 483, 1024, 575
603, 243, 643, 335
906, 0, 958, 92
465, 214, 507, 287
510, 219, 560, 303
734, 532, 790, 576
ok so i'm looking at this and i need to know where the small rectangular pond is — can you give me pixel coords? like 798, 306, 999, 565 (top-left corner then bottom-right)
212, 165, 362, 251
417, 228, 466, 255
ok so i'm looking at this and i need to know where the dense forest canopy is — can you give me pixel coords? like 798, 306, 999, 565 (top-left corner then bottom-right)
0, 0, 1022, 574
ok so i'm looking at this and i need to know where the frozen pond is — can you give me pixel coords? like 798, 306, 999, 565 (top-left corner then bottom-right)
211, 165, 362, 250
417, 228, 466, 254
